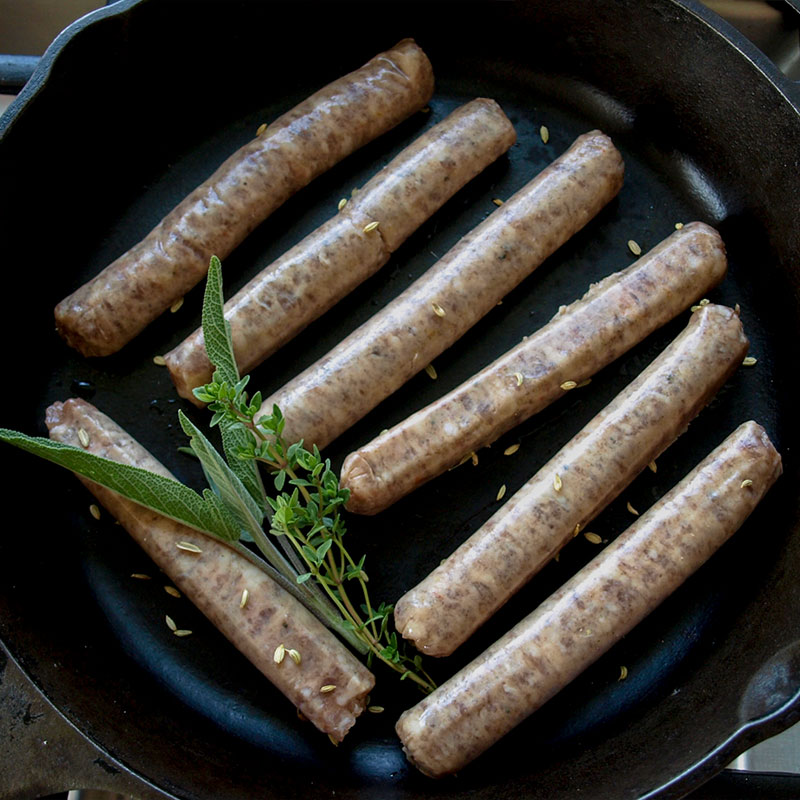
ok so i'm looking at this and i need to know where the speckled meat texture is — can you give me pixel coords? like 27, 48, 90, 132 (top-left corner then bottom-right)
341, 221, 727, 515
45, 398, 374, 742
257, 130, 625, 449
396, 421, 782, 778
395, 304, 748, 657
165, 98, 516, 402
53, 39, 434, 358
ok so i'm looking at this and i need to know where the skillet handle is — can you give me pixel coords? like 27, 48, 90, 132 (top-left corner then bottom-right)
0, 643, 170, 800
0, 55, 39, 94
705, 0, 800, 105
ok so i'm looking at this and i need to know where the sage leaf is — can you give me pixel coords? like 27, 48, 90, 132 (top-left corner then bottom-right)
202, 255, 239, 387
0, 429, 241, 542
201, 256, 267, 514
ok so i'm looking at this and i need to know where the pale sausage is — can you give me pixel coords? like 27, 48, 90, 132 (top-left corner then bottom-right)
396, 421, 782, 777
54, 39, 434, 357
46, 398, 374, 742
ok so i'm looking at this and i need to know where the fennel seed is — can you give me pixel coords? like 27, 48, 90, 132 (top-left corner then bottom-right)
256, 122, 268, 136
513, 372, 524, 386
170, 297, 184, 313
320, 684, 337, 694
425, 363, 438, 380
89, 504, 101, 520
164, 585, 181, 598
742, 356, 757, 366
363, 221, 380, 234
741, 479, 753, 488
675, 222, 684, 229
240, 588, 249, 609
173, 629, 192, 637
176, 541, 202, 554
471, 451, 479, 467
584, 532, 602, 544
573, 523, 581, 537
540, 125, 549, 143
553, 473, 562, 492
699, 298, 710, 306
627, 501, 640, 516
619, 665, 629, 680
560, 380, 577, 391
274, 644, 286, 664
367, 705, 385, 714
337, 197, 347, 211
431, 302, 446, 317
165, 615, 177, 632
152, 355, 166, 366
648, 460, 658, 474
130, 573, 151, 580
504, 443, 520, 456
288, 648, 302, 665
78, 428, 90, 448
627, 239, 642, 255
492, 198, 504, 207
496, 484, 507, 502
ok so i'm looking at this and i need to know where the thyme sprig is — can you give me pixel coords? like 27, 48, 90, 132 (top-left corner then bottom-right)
194, 372, 435, 692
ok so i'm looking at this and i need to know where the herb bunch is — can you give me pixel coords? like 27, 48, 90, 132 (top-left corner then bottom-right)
0, 256, 435, 693
195, 377, 433, 690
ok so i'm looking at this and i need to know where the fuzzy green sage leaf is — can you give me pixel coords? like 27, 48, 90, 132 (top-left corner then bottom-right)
0, 429, 242, 542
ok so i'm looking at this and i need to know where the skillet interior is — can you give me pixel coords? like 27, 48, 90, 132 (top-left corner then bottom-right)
1, 1, 799, 797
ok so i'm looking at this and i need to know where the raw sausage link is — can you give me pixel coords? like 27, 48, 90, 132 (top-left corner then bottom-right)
165, 99, 517, 402
341, 222, 727, 515
396, 421, 782, 777
258, 130, 625, 449
395, 303, 748, 657
54, 39, 434, 357
45, 398, 374, 742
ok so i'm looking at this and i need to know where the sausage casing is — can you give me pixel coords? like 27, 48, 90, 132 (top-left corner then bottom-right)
165, 98, 517, 401
258, 130, 625, 449
45, 398, 374, 742
341, 221, 727, 515
395, 304, 748, 657
54, 39, 434, 357
396, 421, 782, 777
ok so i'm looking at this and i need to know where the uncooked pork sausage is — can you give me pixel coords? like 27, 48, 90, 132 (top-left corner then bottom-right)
54, 39, 434, 357
396, 421, 782, 777
46, 398, 374, 742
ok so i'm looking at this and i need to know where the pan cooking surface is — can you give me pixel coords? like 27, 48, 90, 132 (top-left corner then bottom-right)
2, 2, 798, 798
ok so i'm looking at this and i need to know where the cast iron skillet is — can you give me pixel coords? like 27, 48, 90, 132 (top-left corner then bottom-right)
1, 1, 800, 797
